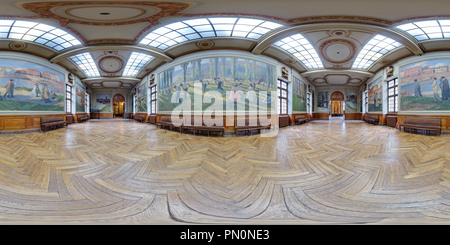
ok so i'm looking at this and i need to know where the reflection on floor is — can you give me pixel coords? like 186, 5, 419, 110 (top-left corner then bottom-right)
0, 119, 449, 224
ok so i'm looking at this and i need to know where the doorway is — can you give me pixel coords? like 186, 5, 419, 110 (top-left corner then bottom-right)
113, 94, 125, 118
330, 91, 344, 117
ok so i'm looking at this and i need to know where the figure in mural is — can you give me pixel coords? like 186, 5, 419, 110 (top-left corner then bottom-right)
201, 79, 209, 93
229, 83, 242, 102
439, 76, 450, 100
30, 82, 41, 97
42, 83, 52, 103
246, 83, 256, 102
3, 79, 15, 98
432, 77, 442, 103
173, 84, 181, 103
215, 77, 224, 91
414, 79, 422, 97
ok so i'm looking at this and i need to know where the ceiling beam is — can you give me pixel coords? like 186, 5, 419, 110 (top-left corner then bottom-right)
50, 45, 173, 63
252, 22, 424, 56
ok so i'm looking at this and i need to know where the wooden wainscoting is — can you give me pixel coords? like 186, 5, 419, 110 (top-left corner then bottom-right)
397, 114, 450, 131
0, 114, 68, 131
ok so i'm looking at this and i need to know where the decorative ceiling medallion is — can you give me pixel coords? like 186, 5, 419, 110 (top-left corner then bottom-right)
8, 42, 27, 50
284, 58, 297, 65
330, 30, 348, 37
319, 39, 357, 64
20, 1, 191, 26
98, 56, 124, 73
195, 40, 215, 49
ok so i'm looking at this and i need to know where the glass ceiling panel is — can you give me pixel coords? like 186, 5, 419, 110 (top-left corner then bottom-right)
272, 34, 323, 69
123, 52, 153, 77
140, 17, 283, 50
0, 19, 81, 51
69, 52, 100, 77
352, 35, 402, 70
396, 19, 450, 40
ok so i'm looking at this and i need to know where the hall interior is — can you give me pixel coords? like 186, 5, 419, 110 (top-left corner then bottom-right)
0, 0, 450, 225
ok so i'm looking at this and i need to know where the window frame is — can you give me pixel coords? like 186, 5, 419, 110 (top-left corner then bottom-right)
150, 84, 157, 114
277, 79, 288, 115
65, 84, 72, 114
387, 78, 398, 113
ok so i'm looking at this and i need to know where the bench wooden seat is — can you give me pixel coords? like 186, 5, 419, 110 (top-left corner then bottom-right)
294, 114, 309, 125
156, 116, 174, 130
41, 116, 67, 132
235, 117, 271, 136
182, 117, 224, 136
77, 113, 89, 123
399, 117, 441, 136
135, 114, 145, 122
366, 115, 379, 125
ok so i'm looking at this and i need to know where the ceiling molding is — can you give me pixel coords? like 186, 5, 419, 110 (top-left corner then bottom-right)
50, 45, 173, 63
252, 22, 424, 56
301, 68, 374, 77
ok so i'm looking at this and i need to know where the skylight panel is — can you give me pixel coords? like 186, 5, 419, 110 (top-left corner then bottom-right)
0, 19, 81, 51
352, 35, 402, 69
69, 53, 100, 77
272, 34, 323, 69
395, 19, 450, 41
123, 52, 153, 77
139, 17, 283, 50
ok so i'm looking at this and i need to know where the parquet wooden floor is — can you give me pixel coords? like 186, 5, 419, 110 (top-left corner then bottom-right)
0, 117, 450, 224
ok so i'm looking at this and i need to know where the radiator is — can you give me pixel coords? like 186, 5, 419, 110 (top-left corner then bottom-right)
279, 115, 289, 127
386, 115, 397, 127
66, 114, 73, 124
148, 115, 157, 124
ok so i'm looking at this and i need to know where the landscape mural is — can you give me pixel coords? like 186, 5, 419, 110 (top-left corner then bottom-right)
0, 59, 65, 111
96, 93, 111, 112
75, 83, 85, 112
346, 91, 357, 113
317, 91, 328, 112
368, 77, 382, 112
292, 76, 307, 112
400, 58, 450, 111
158, 57, 275, 112
137, 82, 147, 113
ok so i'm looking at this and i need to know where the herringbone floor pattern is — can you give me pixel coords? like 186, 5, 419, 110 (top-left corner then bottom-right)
0, 117, 450, 224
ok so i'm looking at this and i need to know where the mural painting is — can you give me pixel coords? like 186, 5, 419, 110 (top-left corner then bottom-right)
400, 58, 450, 111
96, 94, 111, 112
292, 76, 307, 112
345, 91, 358, 113
0, 59, 65, 111
75, 83, 85, 112
158, 57, 275, 112
368, 77, 382, 112
317, 91, 328, 112
137, 83, 147, 113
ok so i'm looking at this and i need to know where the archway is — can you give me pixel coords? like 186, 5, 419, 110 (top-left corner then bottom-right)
330, 91, 344, 117
113, 94, 125, 118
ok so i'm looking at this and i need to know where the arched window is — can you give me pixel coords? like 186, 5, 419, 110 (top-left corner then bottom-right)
139, 17, 283, 50
396, 19, 450, 41
0, 20, 81, 51
352, 35, 402, 69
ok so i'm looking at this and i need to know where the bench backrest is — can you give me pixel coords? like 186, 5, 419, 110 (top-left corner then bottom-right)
368, 115, 379, 120
294, 115, 306, 119
403, 117, 440, 126
41, 116, 64, 124
160, 116, 171, 122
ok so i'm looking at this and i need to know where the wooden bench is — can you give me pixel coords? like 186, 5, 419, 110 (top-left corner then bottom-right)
77, 113, 89, 123
182, 117, 224, 136
135, 114, 146, 122
294, 114, 309, 125
156, 116, 174, 130
366, 115, 379, 125
235, 117, 271, 136
41, 116, 67, 132
399, 117, 441, 136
